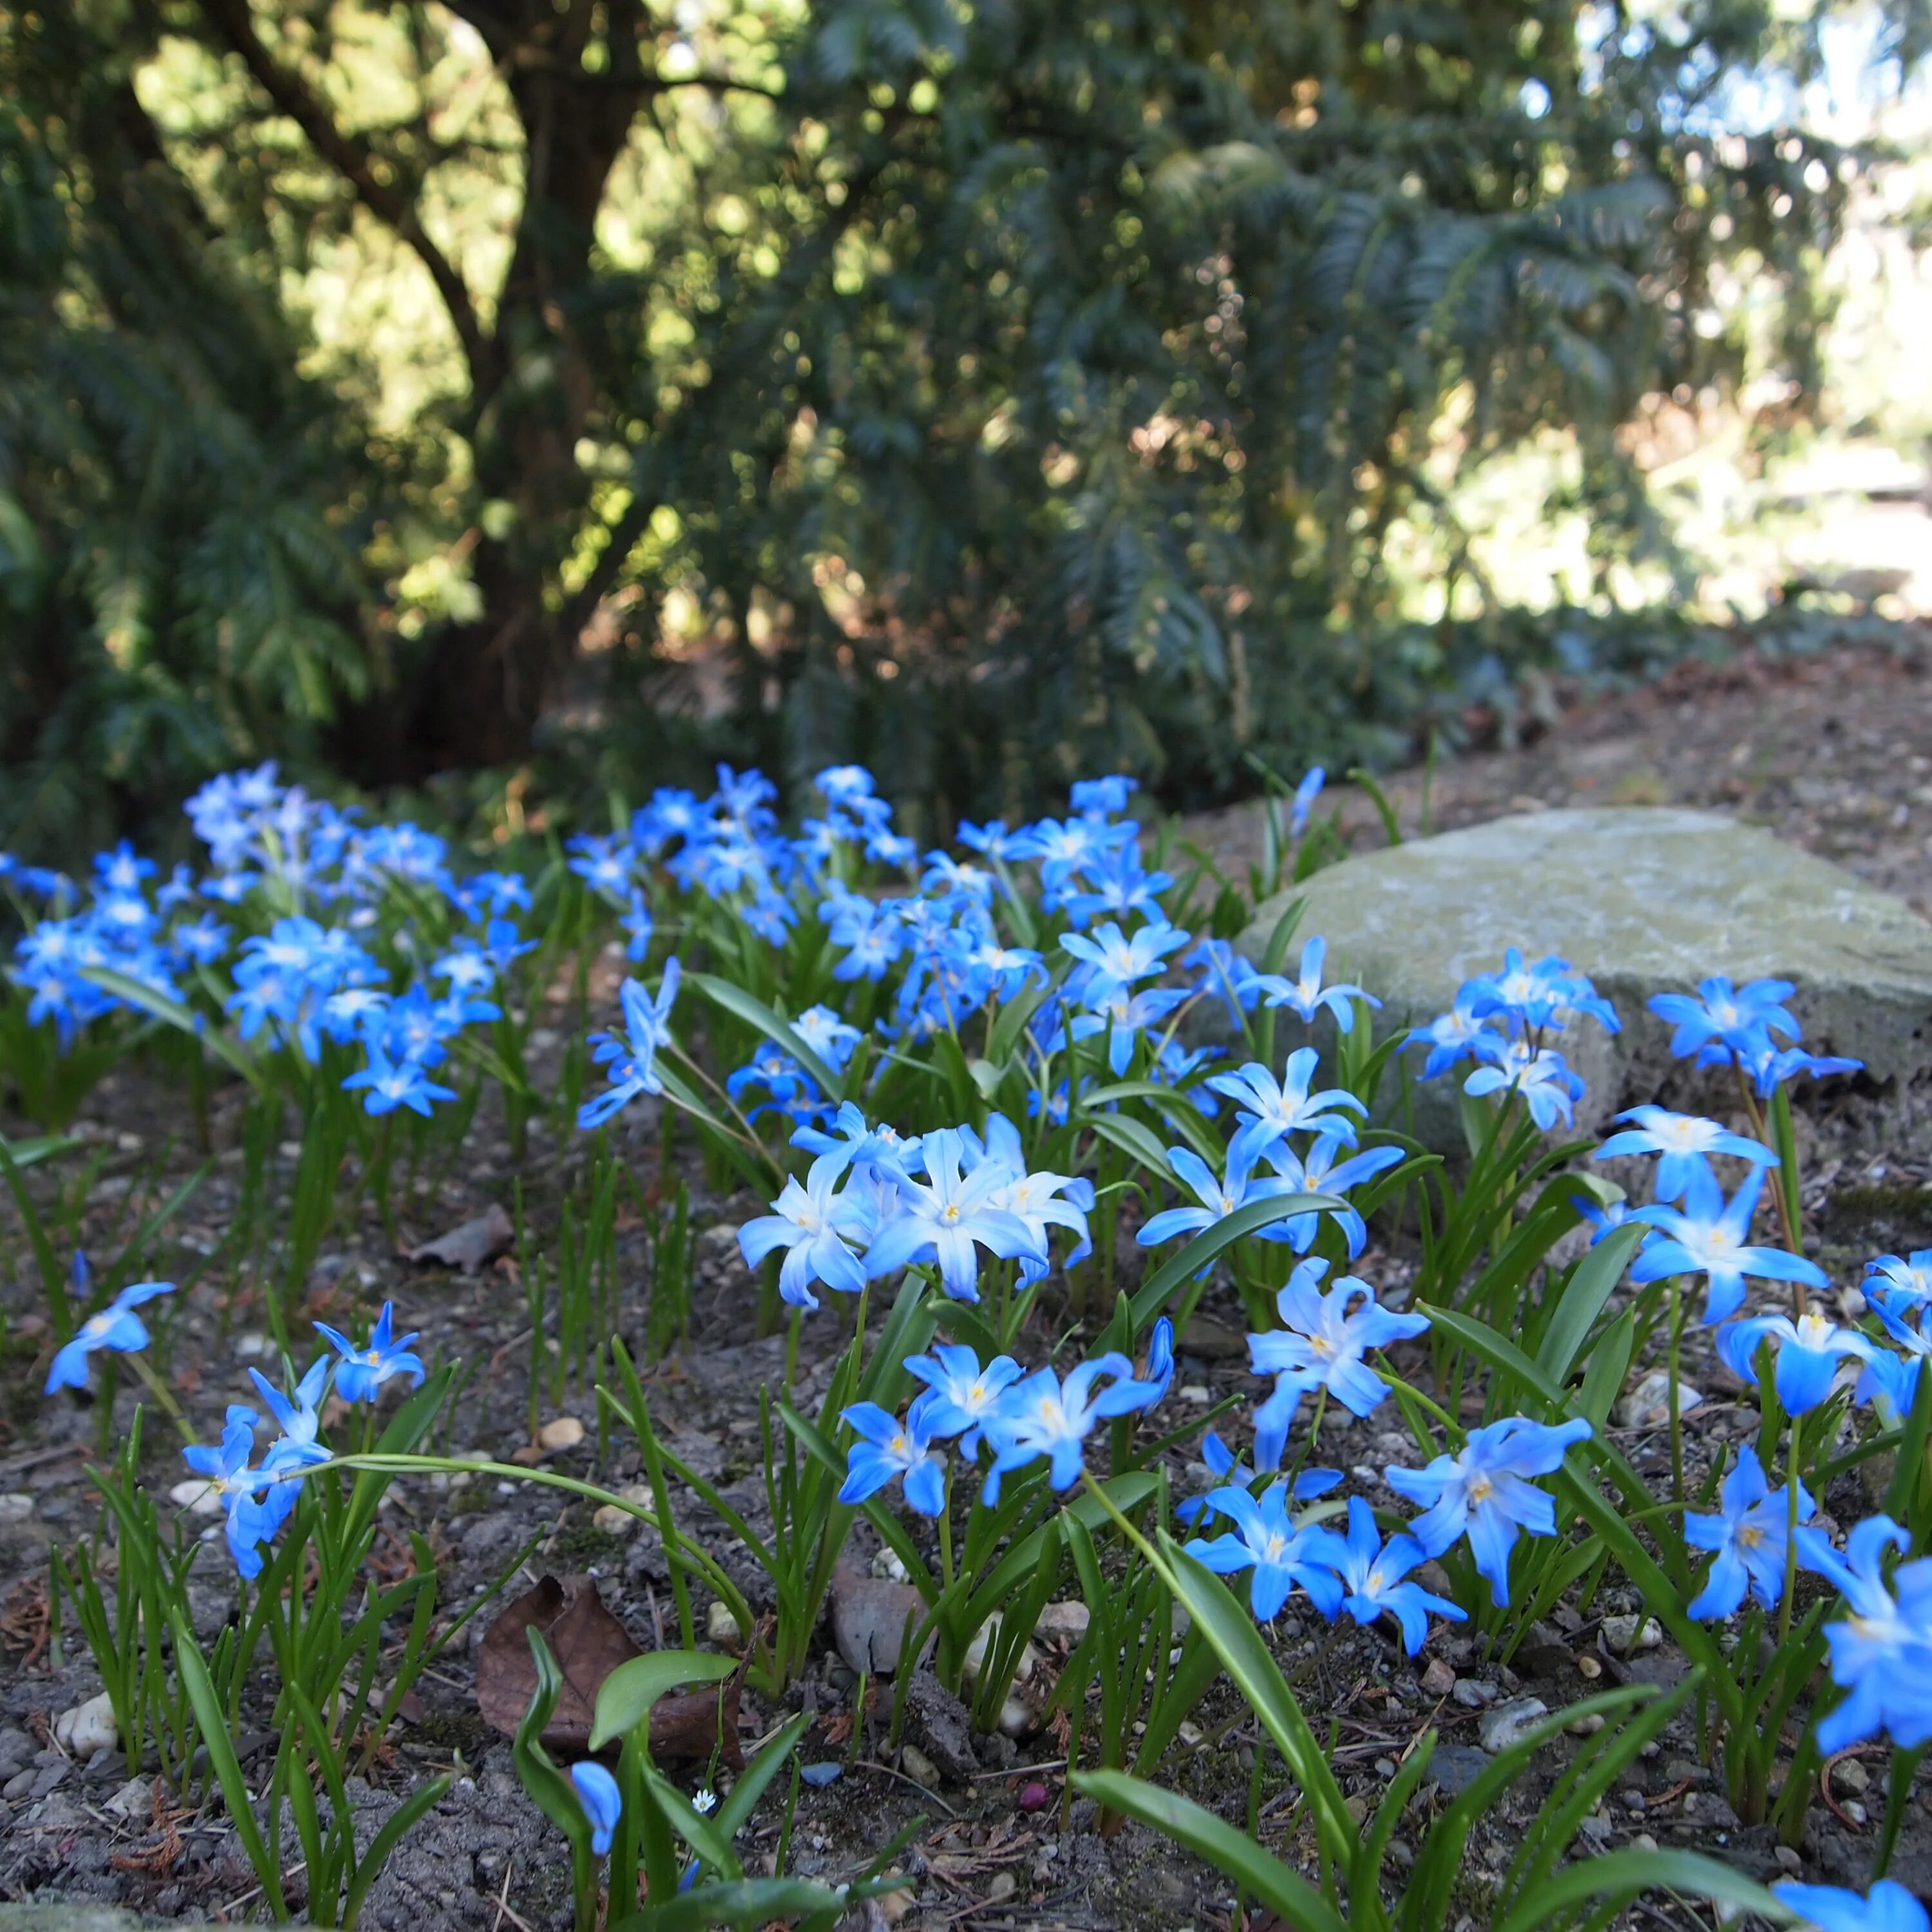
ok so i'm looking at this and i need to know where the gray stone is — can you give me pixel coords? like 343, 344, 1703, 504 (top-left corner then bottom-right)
1234, 808, 1932, 1144
1477, 1695, 1550, 1753
1426, 1744, 1492, 1796
0, 1913, 223, 1930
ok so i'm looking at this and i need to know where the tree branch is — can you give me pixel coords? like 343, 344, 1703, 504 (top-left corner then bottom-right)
195, 0, 495, 395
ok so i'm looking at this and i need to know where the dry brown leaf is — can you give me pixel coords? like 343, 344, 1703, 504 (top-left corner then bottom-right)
476, 1573, 743, 1765
409, 1202, 515, 1273
477, 1574, 642, 1749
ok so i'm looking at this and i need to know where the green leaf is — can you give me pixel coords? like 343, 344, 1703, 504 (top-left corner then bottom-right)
1081, 1111, 1177, 1184
1157, 1537, 1356, 1870
1130, 1189, 1343, 1327
343, 1777, 451, 1931
170, 1611, 288, 1920
1536, 1220, 1646, 1383
688, 972, 844, 1102
1072, 1771, 1349, 1932
589, 1650, 737, 1751
1490, 1846, 1790, 1932
79, 965, 268, 1093
0, 1133, 79, 1170
621, 1877, 868, 1932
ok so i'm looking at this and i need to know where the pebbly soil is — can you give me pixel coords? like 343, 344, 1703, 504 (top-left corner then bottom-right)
4, 639, 1932, 1927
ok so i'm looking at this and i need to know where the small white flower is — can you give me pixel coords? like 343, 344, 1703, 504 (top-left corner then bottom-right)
692, 1787, 717, 1815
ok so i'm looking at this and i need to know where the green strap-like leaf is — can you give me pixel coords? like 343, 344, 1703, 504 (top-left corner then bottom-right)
1536, 1220, 1646, 1383
1072, 1770, 1350, 1932
79, 965, 269, 1093
1130, 1189, 1344, 1327
688, 971, 845, 1101
1490, 1846, 1790, 1932
589, 1650, 737, 1751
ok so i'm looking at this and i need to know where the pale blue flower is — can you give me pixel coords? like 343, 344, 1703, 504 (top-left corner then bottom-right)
1593, 1106, 1777, 1202
738, 1155, 875, 1311
1629, 1164, 1826, 1325
1206, 1047, 1365, 1154
1329, 1496, 1466, 1654
1180, 1482, 1347, 1621
1794, 1515, 1932, 1753
571, 1761, 622, 1856
1256, 936, 1381, 1033
838, 1397, 947, 1516
314, 1302, 425, 1404
980, 1355, 1164, 1504
45, 1281, 175, 1394
1683, 1452, 1812, 1619
1387, 1416, 1592, 1607
1775, 1880, 1930, 1932
1718, 1309, 1873, 1416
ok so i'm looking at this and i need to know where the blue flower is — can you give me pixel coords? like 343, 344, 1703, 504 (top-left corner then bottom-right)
1794, 1515, 1932, 1753
980, 1355, 1164, 1504
1592, 1106, 1777, 1203
1571, 1190, 1634, 1245
1683, 1452, 1812, 1618
1289, 766, 1325, 837
248, 1356, 333, 1462
1260, 1133, 1405, 1257
1464, 949, 1616, 1035
1256, 936, 1381, 1033
314, 1302, 426, 1404
1249, 1260, 1428, 1456
1058, 918, 1188, 1007
904, 1342, 1022, 1451
1182, 938, 1268, 1020
1859, 1347, 1923, 1424
863, 1128, 1045, 1302
1866, 1250, 1932, 1312
1714, 1041, 1864, 1098
342, 1046, 459, 1117
1386, 1416, 1592, 1608
791, 1102, 922, 1182
1180, 1482, 1347, 1622
1133, 1136, 1296, 1255
578, 961, 681, 1130
737, 1155, 875, 1312
838, 1397, 947, 1516
1718, 1309, 1873, 1416
1329, 1497, 1466, 1654
1463, 1042, 1583, 1132
1405, 996, 1493, 1080
1775, 1880, 1930, 1932
570, 1762, 622, 1857
182, 1405, 279, 1578
1628, 1164, 1826, 1325
966, 1115, 1094, 1283
1175, 1431, 1343, 1526
1206, 1048, 1366, 1153
45, 1281, 175, 1394
1647, 976, 1799, 1059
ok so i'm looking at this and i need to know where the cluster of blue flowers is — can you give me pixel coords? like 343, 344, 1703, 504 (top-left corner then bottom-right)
1405, 946, 1620, 1130
3, 764, 536, 1120
44, 1273, 424, 1579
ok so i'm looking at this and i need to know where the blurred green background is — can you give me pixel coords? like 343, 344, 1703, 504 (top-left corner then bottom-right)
5, 0, 1931, 858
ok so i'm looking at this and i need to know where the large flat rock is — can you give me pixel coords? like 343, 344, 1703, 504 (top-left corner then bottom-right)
1233, 807, 1932, 1140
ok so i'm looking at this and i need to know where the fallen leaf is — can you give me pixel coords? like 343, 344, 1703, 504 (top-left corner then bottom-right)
409, 1202, 515, 1273
477, 1574, 742, 1764
477, 1574, 642, 1748
831, 1560, 931, 1677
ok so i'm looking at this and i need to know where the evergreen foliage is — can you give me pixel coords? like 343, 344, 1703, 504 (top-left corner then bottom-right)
0, 0, 1916, 851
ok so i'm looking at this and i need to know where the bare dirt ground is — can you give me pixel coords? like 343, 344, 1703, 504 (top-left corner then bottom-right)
1197, 632, 1932, 920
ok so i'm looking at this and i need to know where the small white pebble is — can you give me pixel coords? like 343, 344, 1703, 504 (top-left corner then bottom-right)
1178, 1384, 1212, 1405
